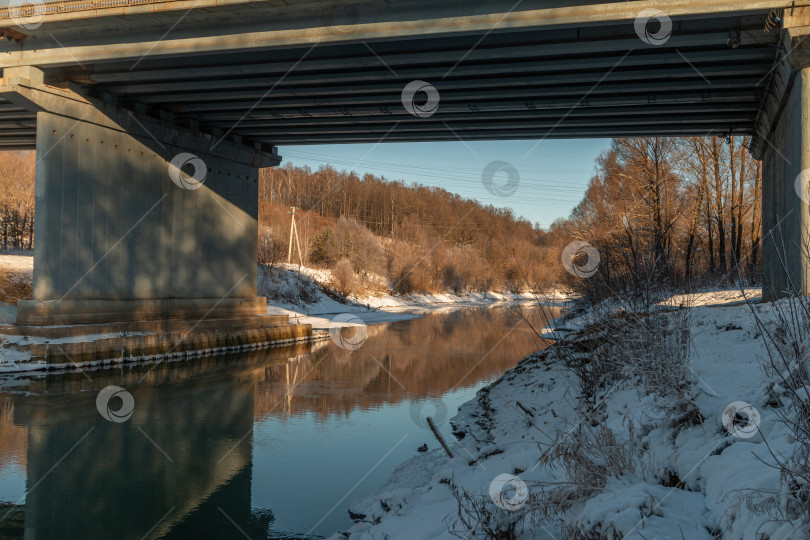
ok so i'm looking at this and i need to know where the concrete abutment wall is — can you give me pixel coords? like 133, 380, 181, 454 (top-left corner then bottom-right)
761, 68, 810, 299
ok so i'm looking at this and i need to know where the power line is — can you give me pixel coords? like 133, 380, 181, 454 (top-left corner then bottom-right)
283, 150, 594, 182
279, 144, 594, 164
274, 154, 591, 194
280, 156, 584, 189
284, 148, 595, 174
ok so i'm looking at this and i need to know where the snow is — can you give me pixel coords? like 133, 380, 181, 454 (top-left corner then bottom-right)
0, 254, 32, 323
573, 478, 712, 539
329, 288, 810, 539
261, 264, 559, 330
0, 255, 33, 274
666, 287, 761, 307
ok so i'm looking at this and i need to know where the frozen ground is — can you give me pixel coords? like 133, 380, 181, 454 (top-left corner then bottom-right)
330, 288, 810, 540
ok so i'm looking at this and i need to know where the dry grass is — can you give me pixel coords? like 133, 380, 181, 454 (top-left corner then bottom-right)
449, 482, 526, 539
0, 268, 31, 305
533, 421, 642, 526
743, 290, 810, 527
544, 307, 700, 428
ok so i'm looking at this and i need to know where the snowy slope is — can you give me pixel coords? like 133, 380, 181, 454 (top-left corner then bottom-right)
331, 288, 807, 540
261, 264, 563, 330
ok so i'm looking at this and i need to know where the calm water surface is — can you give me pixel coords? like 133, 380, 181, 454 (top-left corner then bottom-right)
0, 304, 558, 539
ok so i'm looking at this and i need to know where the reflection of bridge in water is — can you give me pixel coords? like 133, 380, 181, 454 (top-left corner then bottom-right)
7, 351, 267, 540
0, 306, 556, 538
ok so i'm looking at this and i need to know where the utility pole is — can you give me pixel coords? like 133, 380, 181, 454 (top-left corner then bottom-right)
287, 206, 304, 265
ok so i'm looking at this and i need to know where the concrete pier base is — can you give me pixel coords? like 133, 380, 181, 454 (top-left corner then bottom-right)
24, 319, 313, 365
15, 297, 268, 326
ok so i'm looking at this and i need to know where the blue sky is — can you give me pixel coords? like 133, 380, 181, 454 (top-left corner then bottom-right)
278, 139, 611, 230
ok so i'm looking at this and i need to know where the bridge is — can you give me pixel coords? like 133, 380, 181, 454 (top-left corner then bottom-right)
0, 0, 803, 327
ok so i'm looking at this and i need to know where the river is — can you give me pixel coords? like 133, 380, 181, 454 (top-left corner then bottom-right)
0, 303, 559, 539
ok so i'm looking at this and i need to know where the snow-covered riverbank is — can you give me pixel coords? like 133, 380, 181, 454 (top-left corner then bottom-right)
0, 260, 563, 371
261, 264, 566, 330
330, 287, 810, 539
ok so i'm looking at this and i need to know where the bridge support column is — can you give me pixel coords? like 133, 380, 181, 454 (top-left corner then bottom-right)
0, 68, 281, 325
759, 67, 810, 300
754, 19, 810, 300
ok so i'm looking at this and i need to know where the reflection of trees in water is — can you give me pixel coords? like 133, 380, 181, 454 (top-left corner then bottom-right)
0, 307, 556, 539
0, 399, 26, 538
254, 306, 558, 420
0, 398, 26, 470
0, 307, 557, 482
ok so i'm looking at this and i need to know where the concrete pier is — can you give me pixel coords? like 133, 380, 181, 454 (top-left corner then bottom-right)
753, 12, 810, 299
760, 68, 810, 298
0, 66, 280, 328
0, 67, 312, 358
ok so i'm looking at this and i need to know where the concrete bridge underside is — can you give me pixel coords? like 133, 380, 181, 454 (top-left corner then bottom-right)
0, 0, 805, 324
0, 1, 788, 147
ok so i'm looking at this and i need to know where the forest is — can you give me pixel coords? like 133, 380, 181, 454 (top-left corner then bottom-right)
0, 151, 34, 252
260, 135, 761, 297
258, 158, 556, 293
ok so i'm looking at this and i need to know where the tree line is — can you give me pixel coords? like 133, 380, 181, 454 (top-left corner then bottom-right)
0, 151, 34, 252
260, 135, 762, 297
562, 136, 761, 303
259, 163, 556, 293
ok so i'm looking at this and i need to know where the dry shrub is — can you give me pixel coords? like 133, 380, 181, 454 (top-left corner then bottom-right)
331, 259, 357, 297
744, 285, 810, 527
598, 311, 697, 417
448, 422, 644, 539
509, 303, 700, 536
448, 482, 526, 539
387, 239, 434, 294
258, 226, 286, 265
533, 421, 642, 526
355, 268, 390, 296
547, 307, 699, 427
436, 246, 491, 292
392, 265, 433, 294
310, 217, 385, 275
440, 260, 464, 293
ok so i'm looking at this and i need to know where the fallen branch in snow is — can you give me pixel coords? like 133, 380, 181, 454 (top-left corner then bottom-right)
427, 416, 454, 458
516, 401, 534, 418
